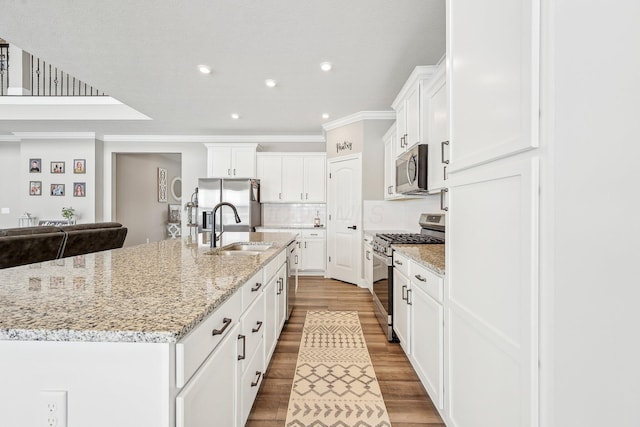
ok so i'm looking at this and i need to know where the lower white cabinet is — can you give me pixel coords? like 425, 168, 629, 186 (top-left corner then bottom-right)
393, 266, 411, 355
299, 229, 326, 273
275, 264, 287, 334
264, 252, 288, 367
410, 282, 444, 410
176, 323, 240, 427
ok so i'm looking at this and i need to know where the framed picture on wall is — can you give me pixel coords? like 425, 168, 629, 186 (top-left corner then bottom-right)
73, 182, 86, 197
50, 161, 65, 174
50, 184, 65, 196
29, 158, 41, 173
29, 181, 42, 196
73, 159, 86, 174
168, 204, 181, 223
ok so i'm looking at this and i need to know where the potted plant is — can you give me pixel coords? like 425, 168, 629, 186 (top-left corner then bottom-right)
61, 206, 75, 224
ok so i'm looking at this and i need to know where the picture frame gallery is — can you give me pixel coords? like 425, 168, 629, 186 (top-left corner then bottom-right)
28, 158, 88, 197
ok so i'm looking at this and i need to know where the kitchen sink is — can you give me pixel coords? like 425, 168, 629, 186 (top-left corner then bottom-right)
211, 243, 272, 256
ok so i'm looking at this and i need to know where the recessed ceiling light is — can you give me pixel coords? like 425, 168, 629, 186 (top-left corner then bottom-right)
231, 113, 240, 120
320, 62, 332, 72
322, 113, 330, 119
198, 65, 211, 74
265, 79, 277, 88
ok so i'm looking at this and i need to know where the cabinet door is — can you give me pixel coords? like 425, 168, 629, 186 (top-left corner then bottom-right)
396, 102, 407, 154
281, 156, 304, 202
405, 84, 421, 149
232, 147, 256, 178
384, 132, 397, 199
303, 156, 326, 202
301, 238, 325, 272
207, 147, 232, 177
393, 269, 410, 355
411, 284, 443, 410
263, 275, 278, 365
446, 156, 539, 427
176, 323, 238, 427
363, 244, 373, 290
427, 71, 449, 193
257, 156, 283, 202
276, 264, 287, 334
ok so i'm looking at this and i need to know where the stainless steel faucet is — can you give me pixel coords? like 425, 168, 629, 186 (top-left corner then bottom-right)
211, 202, 241, 248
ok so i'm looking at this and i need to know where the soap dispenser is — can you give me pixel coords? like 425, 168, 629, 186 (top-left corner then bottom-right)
314, 211, 321, 227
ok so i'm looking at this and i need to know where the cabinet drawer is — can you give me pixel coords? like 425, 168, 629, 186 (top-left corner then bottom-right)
238, 292, 265, 374
176, 290, 242, 388
393, 251, 410, 278
411, 261, 443, 303
263, 249, 286, 283
239, 337, 265, 426
302, 229, 325, 238
242, 269, 263, 312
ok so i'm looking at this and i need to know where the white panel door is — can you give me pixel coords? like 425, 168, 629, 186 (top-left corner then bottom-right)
303, 156, 326, 202
282, 156, 304, 202
448, 0, 540, 170
275, 264, 287, 333
426, 65, 449, 193
257, 156, 283, 202
176, 323, 238, 427
327, 155, 362, 285
393, 269, 410, 355
446, 156, 538, 427
232, 147, 256, 178
207, 147, 232, 177
395, 102, 407, 154
411, 283, 444, 410
405, 84, 421, 148
301, 238, 325, 271
383, 128, 397, 199
263, 276, 278, 364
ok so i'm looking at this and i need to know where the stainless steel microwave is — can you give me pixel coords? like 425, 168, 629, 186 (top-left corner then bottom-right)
396, 144, 429, 194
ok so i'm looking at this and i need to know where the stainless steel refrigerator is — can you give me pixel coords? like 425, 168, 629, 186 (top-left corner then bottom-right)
197, 178, 261, 233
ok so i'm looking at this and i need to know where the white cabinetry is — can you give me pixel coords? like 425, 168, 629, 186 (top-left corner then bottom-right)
383, 125, 398, 200
299, 229, 326, 273
205, 144, 257, 178
363, 234, 374, 290
392, 252, 411, 355
263, 250, 287, 364
424, 62, 449, 193
391, 66, 437, 155
257, 153, 326, 203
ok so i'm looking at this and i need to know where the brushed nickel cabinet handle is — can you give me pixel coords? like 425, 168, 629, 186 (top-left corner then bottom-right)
228, 168, 231, 176
251, 282, 262, 292
414, 274, 427, 282
212, 317, 232, 336
394, 260, 403, 266
407, 289, 413, 305
233, 168, 236, 175
402, 284, 407, 301
279, 192, 282, 200
237, 334, 246, 360
441, 141, 450, 164
440, 188, 449, 212
444, 165, 447, 181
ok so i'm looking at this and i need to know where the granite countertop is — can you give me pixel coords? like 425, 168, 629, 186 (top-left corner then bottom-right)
391, 244, 445, 275
0, 232, 296, 344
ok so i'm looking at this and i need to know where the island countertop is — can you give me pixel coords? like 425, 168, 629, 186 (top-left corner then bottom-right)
0, 232, 296, 344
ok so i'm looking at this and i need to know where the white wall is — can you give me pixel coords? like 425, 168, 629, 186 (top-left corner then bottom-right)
0, 142, 21, 228
116, 153, 181, 247
541, 1, 640, 426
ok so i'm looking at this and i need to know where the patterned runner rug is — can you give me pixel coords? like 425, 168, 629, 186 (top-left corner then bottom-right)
285, 311, 391, 426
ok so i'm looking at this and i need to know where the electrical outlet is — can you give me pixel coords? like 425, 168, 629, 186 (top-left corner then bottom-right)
0, 207, 9, 214
40, 391, 67, 427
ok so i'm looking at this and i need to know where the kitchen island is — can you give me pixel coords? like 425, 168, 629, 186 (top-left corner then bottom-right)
0, 231, 296, 427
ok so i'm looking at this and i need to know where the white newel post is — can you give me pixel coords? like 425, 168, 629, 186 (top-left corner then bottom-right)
7, 45, 31, 95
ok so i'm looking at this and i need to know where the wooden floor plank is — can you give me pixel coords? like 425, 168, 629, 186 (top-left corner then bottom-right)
246, 276, 445, 427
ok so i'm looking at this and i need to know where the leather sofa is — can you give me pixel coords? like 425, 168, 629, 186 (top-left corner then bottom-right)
0, 222, 127, 269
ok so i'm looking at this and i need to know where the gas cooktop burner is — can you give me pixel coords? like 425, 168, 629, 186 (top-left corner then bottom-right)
377, 233, 444, 245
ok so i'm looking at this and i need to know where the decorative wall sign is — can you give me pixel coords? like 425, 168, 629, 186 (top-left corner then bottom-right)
336, 141, 353, 153
158, 167, 168, 202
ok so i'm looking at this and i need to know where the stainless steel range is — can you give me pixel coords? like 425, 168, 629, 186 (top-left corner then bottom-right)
371, 213, 445, 341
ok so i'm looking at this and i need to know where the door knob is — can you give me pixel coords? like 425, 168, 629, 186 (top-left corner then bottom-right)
347, 225, 357, 230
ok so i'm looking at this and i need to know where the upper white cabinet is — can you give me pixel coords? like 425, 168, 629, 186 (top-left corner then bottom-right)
383, 124, 398, 200
257, 153, 326, 203
424, 62, 449, 193
392, 66, 437, 155
448, 0, 539, 171
205, 143, 257, 178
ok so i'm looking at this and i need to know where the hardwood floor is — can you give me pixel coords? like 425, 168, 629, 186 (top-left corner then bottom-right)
246, 276, 445, 427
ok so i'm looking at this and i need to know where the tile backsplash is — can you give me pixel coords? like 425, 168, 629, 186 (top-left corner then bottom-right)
262, 204, 326, 227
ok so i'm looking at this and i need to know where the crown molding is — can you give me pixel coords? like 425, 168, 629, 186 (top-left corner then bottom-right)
12, 132, 97, 140
101, 134, 326, 143
391, 65, 438, 109
322, 111, 396, 132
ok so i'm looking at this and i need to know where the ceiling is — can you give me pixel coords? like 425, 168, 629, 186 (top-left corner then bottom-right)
0, 0, 445, 137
